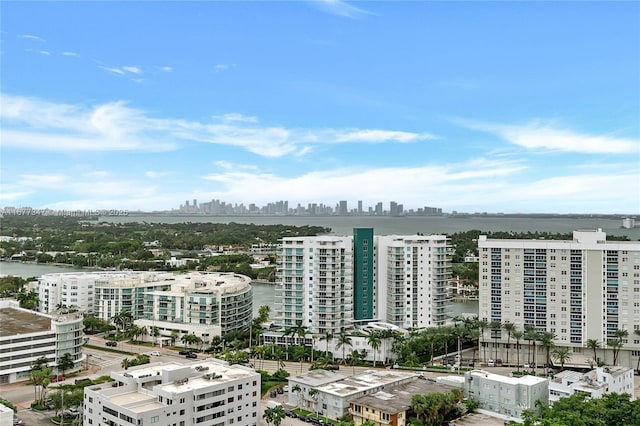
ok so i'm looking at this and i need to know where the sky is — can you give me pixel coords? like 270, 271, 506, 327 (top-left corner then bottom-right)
1, 1, 639, 214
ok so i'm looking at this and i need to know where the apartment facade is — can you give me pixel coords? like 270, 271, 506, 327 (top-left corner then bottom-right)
83, 360, 261, 426
464, 369, 548, 419
376, 235, 451, 328
548, 366, 634, 404
478, 229, 640, 367
274, 236, 354, 335
0, 300, 85, 384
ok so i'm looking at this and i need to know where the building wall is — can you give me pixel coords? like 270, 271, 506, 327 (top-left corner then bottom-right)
353, 228, 375, 321
275, 236, 354, 335
478, 230, 640, 368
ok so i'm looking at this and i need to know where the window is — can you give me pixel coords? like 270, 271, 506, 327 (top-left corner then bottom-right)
151, 416, 159, 423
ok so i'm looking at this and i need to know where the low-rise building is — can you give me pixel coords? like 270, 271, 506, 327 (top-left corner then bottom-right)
464, 369, 548, 420
348, 377, 453, 426
83, 360, 260, 426
549, 366, 634, 404
0, 300, 85, 384
288, 369, 418, 420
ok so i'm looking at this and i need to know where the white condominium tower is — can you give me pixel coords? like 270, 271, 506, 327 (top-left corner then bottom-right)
376, 235, 451, 328
274, 231, 451, 334
478, 229, 640, 367
275, 236, 354, 335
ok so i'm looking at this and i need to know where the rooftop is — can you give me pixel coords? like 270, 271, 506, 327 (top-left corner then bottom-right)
318, 370, 416, 397
0, 307, 51, 337
350, 377, 453, 414
467, 370, 547, 386
290, 369, 346, 387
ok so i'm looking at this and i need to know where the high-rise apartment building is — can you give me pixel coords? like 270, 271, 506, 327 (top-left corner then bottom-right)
273, 231, 452, 334
376, 235, 451, 328
274, 236, 354, 335
478, 229, 640, 367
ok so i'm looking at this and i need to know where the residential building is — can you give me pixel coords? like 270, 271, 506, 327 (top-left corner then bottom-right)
349, 377, 453, 426
353, 228, 375, 321
478, 229, 640, 367
0, 403, 12, 426
549, 366, 634, 404
0, 300, 85, 384
377, 235, 451, 328
288, 369, 418, 420
274, 236, 354, 335
464, 369, 548, 419
37, 272, 104, 314
83, 360, 261, 426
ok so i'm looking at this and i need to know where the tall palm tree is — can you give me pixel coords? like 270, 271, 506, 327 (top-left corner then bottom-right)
586, 339, 600, 366
511, 330, 524, 372
613, 328, 629, 365
367, 332, 382, 367
292, 384, 302, 407
282, 327, 294, 361
319, 332, 333, 360
502, 322, 516, 366
489, 320, 502, 361
336, 333, 352, 365
524, 325, 538, 369
539, 332, 556, 375
467, 328, 480, 367
307, 388, 318, 415
476, 318, 489, 363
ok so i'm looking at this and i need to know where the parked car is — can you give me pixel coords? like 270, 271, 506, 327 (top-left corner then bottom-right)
75, 378, 92, 385
179, 350, 191, 355
487, 359, 496, 367
185, 353, 198, 359
276, 387, 283, 394
50, 375, 65, 382
282, 385, 290, 392
149, 351, 160, 356
105, 341, 117, 347
326, 364, 340, 370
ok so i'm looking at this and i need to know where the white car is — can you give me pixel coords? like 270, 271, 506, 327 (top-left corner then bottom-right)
487, 359, 495, 367
149, 351, 161, 356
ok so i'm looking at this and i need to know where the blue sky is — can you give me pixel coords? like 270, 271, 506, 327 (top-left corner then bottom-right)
1, 1, 639, 214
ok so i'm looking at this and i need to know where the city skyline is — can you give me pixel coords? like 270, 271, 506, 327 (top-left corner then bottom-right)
1, 1, 639, 214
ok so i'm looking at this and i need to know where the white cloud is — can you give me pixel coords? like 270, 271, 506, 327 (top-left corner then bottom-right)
20, 34, 44, 41
212, 161, 259, 171
463, 119, 639, 154
161, 66, 173, 72
214, 64, 232, 71
122, 66, 142, 74
100, 66, 125, 75
145, 171, 170, 178
39, 50, 51, 56
1, 94, 434, 156
309, 0, 371, 19
62, 51, 79, 57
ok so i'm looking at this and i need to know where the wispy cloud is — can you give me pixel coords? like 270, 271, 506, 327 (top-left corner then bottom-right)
122, 66, 142, 74
145, 171, 170, 179
213, 64, 233, 71
99, 65, 144, 76
1, 94, 435, 156
160, 66, 173, 72
461, 119, 639, 154
39, 50, 51, 56
100, 66, 126, 76
212, 161, 259, 171
20, 34, 44, 41
309, 0, 371, 19
62, 51, 79, 57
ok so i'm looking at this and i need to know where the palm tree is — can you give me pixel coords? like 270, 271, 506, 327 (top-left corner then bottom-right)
424, 331, 436, 366
524, 325, 538, 369
292, 384, 302, 407
282, 327, 294, 361
586, 339, 600, 366
476, 318, 489, 363
348, 349, 364, 375
336, 333, 352, 365
170, 330, 179, 347
319, 332, 333, 360
441, 326, 452, 364
552, 347, 571, 371
502, 322, 516, 366
121, 358, 132, 370
308, 388, 319, 416
151, 326, 160, 346
539, 332, 556, 375
263, 405, 286, 426
467, 328, 480, 367
367, 332, 382, 367
489, 320, 502, 361
511, 330, 524, 372
612, 328, 629, 365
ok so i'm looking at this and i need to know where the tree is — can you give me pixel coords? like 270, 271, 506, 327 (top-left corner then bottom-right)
611, 328, 629, 365
308, 388, 319, 417
552, 347, 571, 371
30, 360, 51, 406
320, 331, 333, 360
336, 333, 352, 365
586, 339, 601, 366
502, 321, 516, 366
348, 349, 364, 375
181, 333, 201, 350
121, 358, 132, 370
367, 332, 382, 367
57, 353, 74, 376
476, 318, 489, 363
263, 405, 286, 426
16, 288, 39, 310
524, 325, 538, 370
489, 320, 502, 361
292, 384, 302, 407
511, 330, 524, 372
539, 332, 556, 375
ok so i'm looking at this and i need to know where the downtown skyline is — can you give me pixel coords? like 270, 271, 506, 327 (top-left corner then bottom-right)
1, 1, 639, 214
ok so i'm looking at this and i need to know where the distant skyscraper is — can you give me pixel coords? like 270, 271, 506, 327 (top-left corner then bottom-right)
358, 200, 363, 215
339, 200, 348, 215
375, 202, 383, 216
